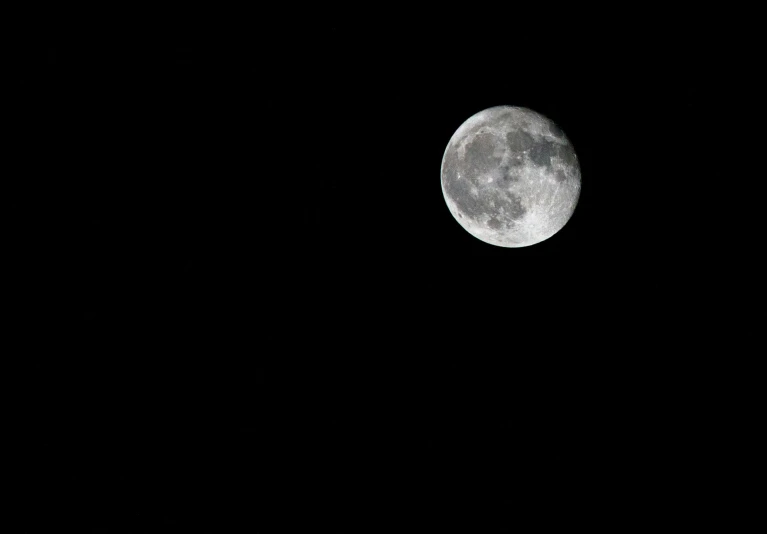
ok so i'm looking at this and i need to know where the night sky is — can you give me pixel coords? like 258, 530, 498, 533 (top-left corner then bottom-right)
21, 10, 739, 532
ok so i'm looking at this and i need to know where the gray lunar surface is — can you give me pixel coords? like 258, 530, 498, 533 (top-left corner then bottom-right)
441, 106, 581, 247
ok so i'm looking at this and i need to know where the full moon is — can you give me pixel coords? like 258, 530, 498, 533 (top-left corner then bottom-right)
441, 106, 581, 247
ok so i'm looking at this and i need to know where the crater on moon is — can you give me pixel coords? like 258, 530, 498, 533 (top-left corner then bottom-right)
441, 106, 581, 248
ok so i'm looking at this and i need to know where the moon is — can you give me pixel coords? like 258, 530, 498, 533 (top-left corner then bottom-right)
441, 106, 581, 247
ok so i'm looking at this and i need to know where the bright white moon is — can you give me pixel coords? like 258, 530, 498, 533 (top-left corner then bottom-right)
441, 106, 581, 247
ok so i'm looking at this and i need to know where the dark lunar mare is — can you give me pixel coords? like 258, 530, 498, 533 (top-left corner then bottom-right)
500, 191, 526, 220
529, 140, 556, 167
484, 191, 527, 230
505, 130, 535, 152
464, 133, 504, 177
487, 218, 502, 229
444, 126, 537, 222
442, 148, 487, 220
443, 132, 506, 220
443, 141, 528, 223
556, 143, 577, 169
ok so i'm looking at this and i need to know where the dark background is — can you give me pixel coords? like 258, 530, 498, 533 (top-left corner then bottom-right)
19, 9, 751, 532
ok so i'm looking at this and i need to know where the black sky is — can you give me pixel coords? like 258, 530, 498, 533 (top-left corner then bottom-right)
22, 11, 743, 531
